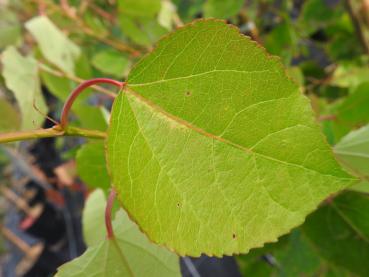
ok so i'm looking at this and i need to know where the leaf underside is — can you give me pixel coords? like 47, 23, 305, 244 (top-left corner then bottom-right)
106, 19, 355, 256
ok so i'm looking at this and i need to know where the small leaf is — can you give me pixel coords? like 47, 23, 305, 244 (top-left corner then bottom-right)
335, 123, 369, 179
203, 0, 245, 19
25, 16, 81, 74
107, 20, 355, 256
91, 49, 129, 78
118, 0, 162, 18
119, 16, 167, 46
336, 82, 369, 128
303, 191, 369, 276
57, 190, 181, 277
0, 97, 21, 132
76, 142, 110, 191
1, 46, 47, 130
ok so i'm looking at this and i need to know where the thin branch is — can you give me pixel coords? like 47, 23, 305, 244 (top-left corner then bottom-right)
38, 62, 118, 98
0, 125, 106, 144
345, 0, 369, 54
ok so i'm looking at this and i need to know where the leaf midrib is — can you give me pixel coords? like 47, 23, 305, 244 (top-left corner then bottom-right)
125, 87, 353, 181
128, 68, 272, 87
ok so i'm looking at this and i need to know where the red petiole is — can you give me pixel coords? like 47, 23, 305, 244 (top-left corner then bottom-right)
60, 78, 125, 129
105, 189, 117, 239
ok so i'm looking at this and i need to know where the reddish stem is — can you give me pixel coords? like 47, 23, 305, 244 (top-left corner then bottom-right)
105, 189, 117, 239
60, 78, 125, 128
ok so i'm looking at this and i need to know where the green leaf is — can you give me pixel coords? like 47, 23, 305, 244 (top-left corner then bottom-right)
119, 16, 168, 46
82, 189, 106, 245
57, 189, 181, 277
25, 16, 81, 74
72, 104, 108, 131
91, 49, 129, 78
335, 123, 369, 179
1, 47, 47, 130
336, 82, 369, 128
158, 0, 177, 30
303, 191, 369, 276
118, 0, 162, 18
76, 142, 110, 191
239, 228, 354, 276
331, 60, 369, 88
40, 70, 75, 101
350, 181, 369, 194
0, 8, 22, 48
264, 21, 298, 65
0, 97, 21, 132
106, 19, 355, 256
203, 0, 244, 19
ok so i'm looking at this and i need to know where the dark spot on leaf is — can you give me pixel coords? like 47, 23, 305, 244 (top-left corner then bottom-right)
177, 203, 181, 207
185, 91, 192, 97
232, 233, 236, 239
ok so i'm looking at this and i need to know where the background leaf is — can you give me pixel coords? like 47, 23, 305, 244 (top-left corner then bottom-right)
335, 123, 369, 179
1, 46, 47, 130
0, 97, 21, 132
25, 16, 81, 74
203, 0, 245, 19
118, 0, 162, 18
303, 191, 369, 277
76, 142, 110, 191
91, 49, 129, 78
82, 189, 107, 245
0, 8, 21, 48
57, 189, 181, 277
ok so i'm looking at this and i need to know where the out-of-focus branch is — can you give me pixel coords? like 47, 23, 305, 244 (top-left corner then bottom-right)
26, 0, 141, 56
38, 62, 117, 98
346, 0, 369, 54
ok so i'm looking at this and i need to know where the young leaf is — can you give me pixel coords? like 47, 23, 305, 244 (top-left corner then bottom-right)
303, 191, 369, 276
1, 47, 47, 130
76, 142, 110, 191
57, 190, 181, 277
25, 16, 81, 74
335, 123, 369, 179
106, 19, 355, 256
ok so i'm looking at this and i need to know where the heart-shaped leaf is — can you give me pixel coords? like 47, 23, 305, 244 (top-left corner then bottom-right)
106, 19, 355, 256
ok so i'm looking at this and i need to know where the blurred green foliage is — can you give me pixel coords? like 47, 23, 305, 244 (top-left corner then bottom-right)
0, 0, 369, 276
